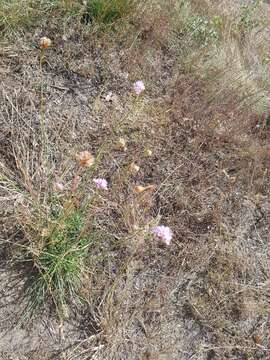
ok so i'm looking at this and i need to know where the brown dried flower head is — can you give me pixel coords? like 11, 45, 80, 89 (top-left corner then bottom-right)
75, 151, 95, 168
133, 184, 155, 194
39, 36, 52, 49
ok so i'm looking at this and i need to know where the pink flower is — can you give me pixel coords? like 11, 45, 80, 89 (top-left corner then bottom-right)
133, 80, 145, 95
93, 178, 108, 190
54, 181, 65, 192
152, 225, 173, 245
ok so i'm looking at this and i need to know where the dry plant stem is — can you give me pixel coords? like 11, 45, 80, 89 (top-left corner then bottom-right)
47, 168, 84, 242
47, 166, 97, 246
39, 48, 48, 170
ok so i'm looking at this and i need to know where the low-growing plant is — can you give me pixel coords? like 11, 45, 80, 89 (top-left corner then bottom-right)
23, 207, 94, 316
82, 0, 136, 25
0, 51, 171, 321
236, 0, 262, 33
172, 1, 221, 48
0, 0, 58, 36
13, 152, 102, 317
187, 14, 220, 46
0, 0, 135, 38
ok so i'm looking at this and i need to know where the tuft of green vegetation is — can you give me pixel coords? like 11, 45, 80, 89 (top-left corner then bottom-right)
236, 0, 262, 33
0, 0, 139, 38
22, 206, 94, 317
173, 1, 221, 48
82, 0, 136, 25
0, 0, 57, 36
187, 14, 220, 46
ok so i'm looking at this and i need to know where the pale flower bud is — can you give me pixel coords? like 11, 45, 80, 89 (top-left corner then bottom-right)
116, 138, 127, 151
105, 91, 113, 102
129, 162, 140, 174
39, 36, 52, 49
134, 185, 145, 194
41, 228, 49, 237
144, 149, 152, 157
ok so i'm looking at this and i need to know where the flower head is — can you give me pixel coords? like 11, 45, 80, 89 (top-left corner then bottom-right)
152, 225, 173, 245
93, 178, 108, 190
133, 184, 155, 194
133, 80, 145, 95
54, 181, 65, 192
39, 36, 52, 49
134, 185, 145, 194
116, 138, 127, 151
144, 148, 153, 157
75, 151, 95, 168
129, 162, 140, 174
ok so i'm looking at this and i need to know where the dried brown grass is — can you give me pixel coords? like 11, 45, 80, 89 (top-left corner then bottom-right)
1, 0, 270, 359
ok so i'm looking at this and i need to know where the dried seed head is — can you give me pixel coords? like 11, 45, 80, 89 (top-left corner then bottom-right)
144, 149, 153, 157
129, 162, 140, 174
133, 184, 155, 194
116, 138, 127, 151
39, 36, 52, 49
41, 228, 49, 237
134, 185, 145, 194
75, 151, 95, 168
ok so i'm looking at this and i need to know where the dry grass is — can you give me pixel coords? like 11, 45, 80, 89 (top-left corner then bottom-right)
0, 0, 270, 359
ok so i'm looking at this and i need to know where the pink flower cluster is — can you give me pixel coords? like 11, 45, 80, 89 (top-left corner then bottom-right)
133, 80, 145, 95
93, 178, 108, 190
152, 225, 173, 246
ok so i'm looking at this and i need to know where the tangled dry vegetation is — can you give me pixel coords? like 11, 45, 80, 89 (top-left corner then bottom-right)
0, 0, 270, 359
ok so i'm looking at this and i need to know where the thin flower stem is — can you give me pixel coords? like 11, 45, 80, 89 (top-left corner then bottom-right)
39, 48, 48, 170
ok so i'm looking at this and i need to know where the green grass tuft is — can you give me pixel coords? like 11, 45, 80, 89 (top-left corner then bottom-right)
23, 208, 93, 317
83, 0, 136, 24
0, 0, 56, 37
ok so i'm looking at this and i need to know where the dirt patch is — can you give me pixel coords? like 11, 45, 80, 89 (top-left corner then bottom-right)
0, 268, 83, 360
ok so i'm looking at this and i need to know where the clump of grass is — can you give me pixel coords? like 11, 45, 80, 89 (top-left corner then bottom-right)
0, 129, 103, 318
186, 14, 221, 46
82, 0, 137, 25
236, 0, 262, 33
12, 150, 100, 318
0, 0, 57, 37
169, 0, 222, 53
24, 207, 93, 317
